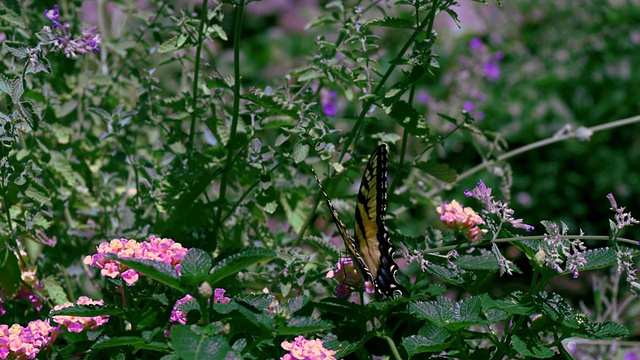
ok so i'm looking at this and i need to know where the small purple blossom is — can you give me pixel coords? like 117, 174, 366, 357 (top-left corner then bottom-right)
41, 5, 102, 58
483, 61, 500, 81
607, 193, 639, 229
469, 38, 483, 50
45, 5, 61, 28
465, 180, 534, 232
321, 89, 338, 116
463, 102, 475, 112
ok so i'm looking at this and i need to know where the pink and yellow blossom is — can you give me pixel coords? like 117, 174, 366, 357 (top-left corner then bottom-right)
51, 296, 109, 333
280, 336, 338, 360
83, 235, 189, 286
437, 200, 486, 242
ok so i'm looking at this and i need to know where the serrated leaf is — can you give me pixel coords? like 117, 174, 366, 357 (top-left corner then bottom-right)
0, 7, 26, 28
181, 249, 213, 285
575, 322, 629, 340
278, 317, 332, 335
454, 252, 500, 271
3, 41, 29, 59
511, 334, 555, 358
292, 143, 309, 164
424, 262, 465, 285
304, 236, 339, 259
104, 255, 183, 291
364, 17, 415, 29
41, 276, 69, 305
50, 303, 121, 317
275, 134, 290, 146
305, 13, 339, 29
416, 160, 457, 183
93, 336, 169, 352
402, 322, 450, 356
234, 293, 275, 310
10, 76, 24, 103
157, 35, 182, 54
49, 153, 83, 188
207, 247, 276, 285
25, 181, 50, 203
409, 296, 484, 330
579, 247, 640, 272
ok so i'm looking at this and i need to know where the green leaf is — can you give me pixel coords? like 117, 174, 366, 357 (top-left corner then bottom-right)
41, 276, 70, 305
93, 336, 169, 352
579, 247, 640, 272
304, 235, 339, 259
208, 24, 227, 41
0, 242, 21, 298
575, 322, 629, 340
511, 334, 556, 358
402, 322, 450, 356
180, 249, 213, 285
415, 160, 457, 183
0, 7, 26, 29
214, 301, 275, 329
424, 262, 465, 285
305, 13, 339, 29
280, 193, 308, 234
158, 35, 182, 54
278, 316, 332, 335
454, 252, 500, 271
50, 303, 121, 318
207, 247, 276, 285
234, 293, 275, 311
2, 41, 29, 59
25, 181, 50, 203
292, 143, 309, 164
364, 17, 415, 29
105, 255, 184, 291
409, 296, 484, 330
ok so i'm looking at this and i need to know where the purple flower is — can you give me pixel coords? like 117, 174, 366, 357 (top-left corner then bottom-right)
463, 102, 475, 112
483, 61, 500, 81
321, 89, 338, 116
417, 92, 430, 103
469, 38, 483, 50
42, 5, 102, 58
45, 5, 61, 28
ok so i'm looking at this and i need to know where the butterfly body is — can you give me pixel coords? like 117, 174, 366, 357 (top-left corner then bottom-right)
315, 144, 406, 298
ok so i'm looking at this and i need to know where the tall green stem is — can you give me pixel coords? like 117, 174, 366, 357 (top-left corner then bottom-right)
186, 0, 210, 160
214, 0, 245, 243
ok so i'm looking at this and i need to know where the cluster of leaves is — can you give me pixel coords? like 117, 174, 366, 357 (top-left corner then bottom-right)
0, 0, 638, 359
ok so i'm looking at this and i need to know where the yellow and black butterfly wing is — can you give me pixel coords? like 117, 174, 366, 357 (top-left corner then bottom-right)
354, 144, 406, 297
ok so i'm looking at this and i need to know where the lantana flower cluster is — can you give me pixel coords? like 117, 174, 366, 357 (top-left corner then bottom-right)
326, 257, 374, 297
0, 319, 55, 360
436, 200, 486, 242
41, 4, 102, 58
83, 236, 189, 286
51, 296, 109, 333
464, 180, 534, 234
280, 336, 338, 360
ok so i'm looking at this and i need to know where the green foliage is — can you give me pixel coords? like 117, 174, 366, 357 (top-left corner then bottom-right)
0, 0, 638, 359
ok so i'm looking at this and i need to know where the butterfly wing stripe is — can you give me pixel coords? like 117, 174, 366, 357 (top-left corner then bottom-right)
312, 169, 373, 280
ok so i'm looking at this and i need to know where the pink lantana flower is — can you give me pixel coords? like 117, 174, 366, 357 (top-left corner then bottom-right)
51, 296, 109, 333
281, 336, 338, 360
437, 200, 486, 242
83, 235, 189, 286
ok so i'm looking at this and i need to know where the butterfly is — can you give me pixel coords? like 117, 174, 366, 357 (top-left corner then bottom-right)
314, 144, 406, 298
